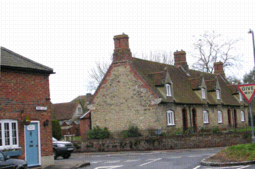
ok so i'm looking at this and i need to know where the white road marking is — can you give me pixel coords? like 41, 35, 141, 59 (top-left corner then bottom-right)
170, 156, 182, 159
193, 166, 200, 169
94, 165, 123, 169
124, 159, 140, 162
139, 158, 162, 167
206, 166, 250, 169
104, 160, 120, 164
188, 155, 203, 158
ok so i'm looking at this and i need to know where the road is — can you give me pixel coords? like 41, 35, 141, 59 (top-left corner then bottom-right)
59, 148, 254, 169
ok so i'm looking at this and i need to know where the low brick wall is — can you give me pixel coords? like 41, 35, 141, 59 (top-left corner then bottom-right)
72, 132, 251, 152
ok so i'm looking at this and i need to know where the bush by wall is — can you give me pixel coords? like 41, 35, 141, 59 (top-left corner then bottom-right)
120, 125, 142, 138
52, 119, 62, 140
87, 126, 110, 139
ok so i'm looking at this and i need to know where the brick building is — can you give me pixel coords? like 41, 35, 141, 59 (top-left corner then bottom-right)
0, 47, 54, 167
89, 34, 248, 135
53, 93, 93, 139
53, 102, 82, 136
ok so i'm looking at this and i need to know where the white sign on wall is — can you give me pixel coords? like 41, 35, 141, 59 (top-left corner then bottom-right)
27, 125, 35, 131
36, 106, 47, 111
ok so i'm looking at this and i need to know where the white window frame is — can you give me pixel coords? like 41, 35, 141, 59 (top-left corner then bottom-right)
167, 110, 175, 126
0, 119, 19, 150
216, 90, 220, 100
241, 111, 245, 122
239, 92, 243, 102
201, 88, 206, 99
218, 111, 223, 123
203, 111, 209, 124
166, 84, 172, 97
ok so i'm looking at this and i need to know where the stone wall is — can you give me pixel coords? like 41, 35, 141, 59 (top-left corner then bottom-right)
91, 62, 160, 131
73, 132, 251, 152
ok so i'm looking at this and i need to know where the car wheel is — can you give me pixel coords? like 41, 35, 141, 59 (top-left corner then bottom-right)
62, 153, 71, 159
53, 149, 57, 160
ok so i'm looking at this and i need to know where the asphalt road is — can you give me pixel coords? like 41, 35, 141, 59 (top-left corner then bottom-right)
57, 148, 255, 169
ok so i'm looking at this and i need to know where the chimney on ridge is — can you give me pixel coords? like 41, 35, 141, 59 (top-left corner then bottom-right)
174, 50, 189, 74
214, 62, 225, 78
113, 33, 132, 63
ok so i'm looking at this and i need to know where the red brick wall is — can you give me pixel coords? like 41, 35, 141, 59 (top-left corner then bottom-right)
80, 113, 91, 140
0, 69, 53, 159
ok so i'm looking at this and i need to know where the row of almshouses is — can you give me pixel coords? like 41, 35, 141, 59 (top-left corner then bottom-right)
54, 34, 249, 139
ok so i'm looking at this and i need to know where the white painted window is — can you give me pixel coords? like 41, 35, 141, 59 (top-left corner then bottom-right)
218, 111, 223, 123
239, 92, 243, 102
166, 84, 171, 97
216, 90, 220, 100
203, 111, 209, 124
241, 111, 245, 122
201, 88, 206, 99
0, 120, 19, 149
167, 110, 175, 125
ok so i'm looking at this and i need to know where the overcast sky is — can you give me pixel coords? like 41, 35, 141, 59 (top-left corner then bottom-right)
0, 0, 255, 103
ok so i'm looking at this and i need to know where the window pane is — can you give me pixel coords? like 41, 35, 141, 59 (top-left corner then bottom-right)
241, 111, 245, 121
202, 89, 205, 99
12, 123, 17, 145
216, 90, 220, 99
4, 123, 10, 146
166, 84, 171, 96
0, 123, 2, 146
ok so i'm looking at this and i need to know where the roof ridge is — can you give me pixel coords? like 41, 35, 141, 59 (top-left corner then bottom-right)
1, 47, 53, 71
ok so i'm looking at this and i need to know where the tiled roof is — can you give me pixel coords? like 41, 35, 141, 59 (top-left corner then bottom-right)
0, 47, 53, 74
131, 57, 241, 106
71, 95, 86, 102
53, 102, 79, 121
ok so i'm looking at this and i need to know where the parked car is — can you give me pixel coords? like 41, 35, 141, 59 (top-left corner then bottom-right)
52, 137, 74, 160
0, 151, 27, 169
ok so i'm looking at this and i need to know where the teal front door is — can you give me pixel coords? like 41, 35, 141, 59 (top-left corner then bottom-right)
25, 122, 39, 167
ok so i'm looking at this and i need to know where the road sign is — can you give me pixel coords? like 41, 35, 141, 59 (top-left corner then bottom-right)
237, 84, 255, 103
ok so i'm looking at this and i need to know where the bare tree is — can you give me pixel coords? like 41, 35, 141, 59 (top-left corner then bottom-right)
191, 31, 242, 74
87, 51, 173, 91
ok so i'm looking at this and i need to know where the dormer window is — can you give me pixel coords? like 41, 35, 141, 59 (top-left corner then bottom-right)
216, 90, 220, 100
239, 92, 243, 102
201, 88, 206, 99
166, 84, 171, 97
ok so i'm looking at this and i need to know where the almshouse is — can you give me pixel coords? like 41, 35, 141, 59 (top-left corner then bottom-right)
89, 34, 248, 135
0, 47, 54, 168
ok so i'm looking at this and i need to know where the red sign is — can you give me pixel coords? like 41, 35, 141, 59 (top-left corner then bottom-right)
237, 84, 255, 104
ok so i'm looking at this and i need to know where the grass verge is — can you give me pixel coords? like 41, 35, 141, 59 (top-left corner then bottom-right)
206, 143, 255, 163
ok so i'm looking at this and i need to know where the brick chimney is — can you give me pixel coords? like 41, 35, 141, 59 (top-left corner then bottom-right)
174, 50, 189, 73
214, 62, 225, 78
113, 33, 132, 63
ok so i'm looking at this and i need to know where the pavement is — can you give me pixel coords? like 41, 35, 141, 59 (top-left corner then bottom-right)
43, 159, 90, 169
200, 155, 255, 167
43, 149, 255, 168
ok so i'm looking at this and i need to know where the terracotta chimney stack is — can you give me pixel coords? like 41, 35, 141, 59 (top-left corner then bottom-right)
174, 50, 189, 73
214, 62, 225, 78
113, 33, 132, 63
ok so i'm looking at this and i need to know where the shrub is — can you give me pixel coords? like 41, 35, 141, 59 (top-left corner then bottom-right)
86, 126, 110, 139
121, 125, 142, 138
212, 127, 220, 134
52, 120, 62, 140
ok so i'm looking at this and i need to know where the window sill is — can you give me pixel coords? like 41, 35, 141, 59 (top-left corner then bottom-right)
2, 149, 22, 157
218, 122, 223, 124
167, 124, 175, 126
203, 122, 209, 124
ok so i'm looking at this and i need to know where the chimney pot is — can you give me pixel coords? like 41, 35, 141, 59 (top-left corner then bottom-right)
113, 34, 132, 62
214, 62, 225, 78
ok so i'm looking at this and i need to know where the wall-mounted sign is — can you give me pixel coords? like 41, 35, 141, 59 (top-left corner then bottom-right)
36, 106, 47, 111
27, 125, 35, 131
